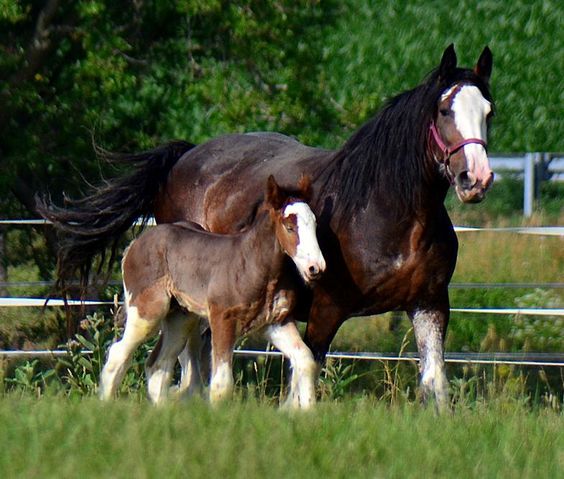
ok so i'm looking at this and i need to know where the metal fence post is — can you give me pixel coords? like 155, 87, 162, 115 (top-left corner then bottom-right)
523, 153, 536, 217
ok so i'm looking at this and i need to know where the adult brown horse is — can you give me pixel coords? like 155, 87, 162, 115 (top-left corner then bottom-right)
39, 44, 494, 410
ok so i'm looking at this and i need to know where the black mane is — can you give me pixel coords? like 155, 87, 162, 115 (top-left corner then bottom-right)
323, 67, 493, 219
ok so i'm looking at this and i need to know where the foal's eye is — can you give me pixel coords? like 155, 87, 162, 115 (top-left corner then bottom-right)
439, 109, 451, 117
285, 224, 295, 233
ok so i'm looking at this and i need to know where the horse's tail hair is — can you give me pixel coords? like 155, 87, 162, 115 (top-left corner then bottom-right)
36, 140, 196, 296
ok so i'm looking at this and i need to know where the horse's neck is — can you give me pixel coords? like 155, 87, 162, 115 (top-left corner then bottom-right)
327, 166, 449, 225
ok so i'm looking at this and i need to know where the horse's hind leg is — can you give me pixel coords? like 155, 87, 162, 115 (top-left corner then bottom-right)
265, 320, 316, 410
146, 311, 198, 405
99, 300, 162, 400
174, 316, 206, 400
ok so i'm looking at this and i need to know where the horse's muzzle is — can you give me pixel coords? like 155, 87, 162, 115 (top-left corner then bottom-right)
455, 171, 494, 203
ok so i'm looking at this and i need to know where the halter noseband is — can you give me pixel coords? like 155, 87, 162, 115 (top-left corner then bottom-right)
429, 121, 488, 184
429, 121, 487, 160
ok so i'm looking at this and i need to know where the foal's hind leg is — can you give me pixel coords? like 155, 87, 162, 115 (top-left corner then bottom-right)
146, 310, 197, 405
145, 311, 200, 404
99, 299, 162, 400
265, 320, 317, 410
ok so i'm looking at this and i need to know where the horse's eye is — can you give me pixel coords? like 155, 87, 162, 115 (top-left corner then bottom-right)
285, 224, 295, 233
440, 109, 451, 117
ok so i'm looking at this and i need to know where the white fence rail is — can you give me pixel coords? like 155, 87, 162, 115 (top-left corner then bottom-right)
0, 216, 562, 369
1, 348, 563, 367
490, 153, 564, 217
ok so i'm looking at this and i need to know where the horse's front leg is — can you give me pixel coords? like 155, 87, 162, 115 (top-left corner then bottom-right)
408, 304, 450, 413
304, 291, 347, 371
265, 320, 316, 410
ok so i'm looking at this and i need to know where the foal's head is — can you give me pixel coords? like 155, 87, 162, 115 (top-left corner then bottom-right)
265, 175, 326, 283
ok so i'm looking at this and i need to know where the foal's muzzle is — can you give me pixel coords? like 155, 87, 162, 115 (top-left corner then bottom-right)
303, 259, 326, 283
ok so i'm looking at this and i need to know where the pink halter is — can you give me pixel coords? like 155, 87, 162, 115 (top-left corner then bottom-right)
429, 121, 487, 161
429, 121, 488, 184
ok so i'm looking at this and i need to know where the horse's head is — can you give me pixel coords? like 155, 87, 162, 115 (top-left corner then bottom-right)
265, 175, 326, 283
431, 44, 494, 203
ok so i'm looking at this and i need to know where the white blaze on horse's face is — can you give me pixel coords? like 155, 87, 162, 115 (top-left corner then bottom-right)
282, 202, 326, 283
450, 85, 492, 184
441, 84, 494, 202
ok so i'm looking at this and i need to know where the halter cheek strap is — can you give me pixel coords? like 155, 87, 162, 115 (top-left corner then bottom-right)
429, 121, 488, 184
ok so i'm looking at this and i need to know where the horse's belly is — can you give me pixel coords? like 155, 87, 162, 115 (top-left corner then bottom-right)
374, 252, 453, 309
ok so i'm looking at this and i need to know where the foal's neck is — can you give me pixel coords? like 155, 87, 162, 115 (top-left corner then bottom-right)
240, 208, 285, 280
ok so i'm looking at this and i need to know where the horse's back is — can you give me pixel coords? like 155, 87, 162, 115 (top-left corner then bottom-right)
154, 133, 333, 230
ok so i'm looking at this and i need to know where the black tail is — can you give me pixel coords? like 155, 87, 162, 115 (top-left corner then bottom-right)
36, 140, 196, 296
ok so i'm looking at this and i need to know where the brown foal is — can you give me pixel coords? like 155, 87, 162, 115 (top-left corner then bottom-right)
99, 175, 325, 408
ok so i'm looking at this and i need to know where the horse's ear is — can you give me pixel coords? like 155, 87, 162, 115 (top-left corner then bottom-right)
298, 174, 313, 202
438, 44, 457, 81
266, 175, 284, 209
474, 46, 492, 83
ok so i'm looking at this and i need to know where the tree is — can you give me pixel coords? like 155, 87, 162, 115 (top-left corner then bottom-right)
0, 0, 336, 281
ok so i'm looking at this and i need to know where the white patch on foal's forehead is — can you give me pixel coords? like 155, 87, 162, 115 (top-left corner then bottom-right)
283, 201, 317, 231
450, 85, 491, 141
282, 201, 325, 274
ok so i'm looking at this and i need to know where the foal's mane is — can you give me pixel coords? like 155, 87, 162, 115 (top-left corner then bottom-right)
323, 67, 493, 219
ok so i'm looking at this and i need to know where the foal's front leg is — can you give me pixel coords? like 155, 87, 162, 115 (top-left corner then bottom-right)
208, 306, 236, 404
265, 320, 317, 410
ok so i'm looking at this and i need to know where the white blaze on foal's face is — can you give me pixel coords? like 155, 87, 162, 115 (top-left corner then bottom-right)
449, 85, 492, 182
281, 201, 326, 282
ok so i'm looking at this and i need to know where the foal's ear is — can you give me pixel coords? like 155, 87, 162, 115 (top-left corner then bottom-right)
298, 174, 313, 202
474, 46, 493, 83
438, 44, 457, 81
266, 174, 285, 209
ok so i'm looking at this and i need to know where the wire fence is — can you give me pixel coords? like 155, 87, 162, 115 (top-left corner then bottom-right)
1, 219, 562, 369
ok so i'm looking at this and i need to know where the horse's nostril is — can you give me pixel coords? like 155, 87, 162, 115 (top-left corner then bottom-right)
456, 171, 474, 189
309, 265, 318, 275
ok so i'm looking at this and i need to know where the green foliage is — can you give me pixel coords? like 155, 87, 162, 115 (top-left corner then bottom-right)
0, 0, 336, 208
319, 359, 364, 401
56, 312, 117, 395
322, 0, 563, 152
4, 359, 56, 396
510, 289, 564, 351
3, 312, 152, 397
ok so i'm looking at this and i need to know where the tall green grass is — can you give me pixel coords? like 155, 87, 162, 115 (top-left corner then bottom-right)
0, 395, 560, 478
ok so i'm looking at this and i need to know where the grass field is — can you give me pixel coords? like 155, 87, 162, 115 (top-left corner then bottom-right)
0, 394, 561, 479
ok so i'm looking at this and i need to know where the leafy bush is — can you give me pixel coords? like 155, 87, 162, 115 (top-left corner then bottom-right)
509, 289, 563, 351
3, 312, 153, 397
